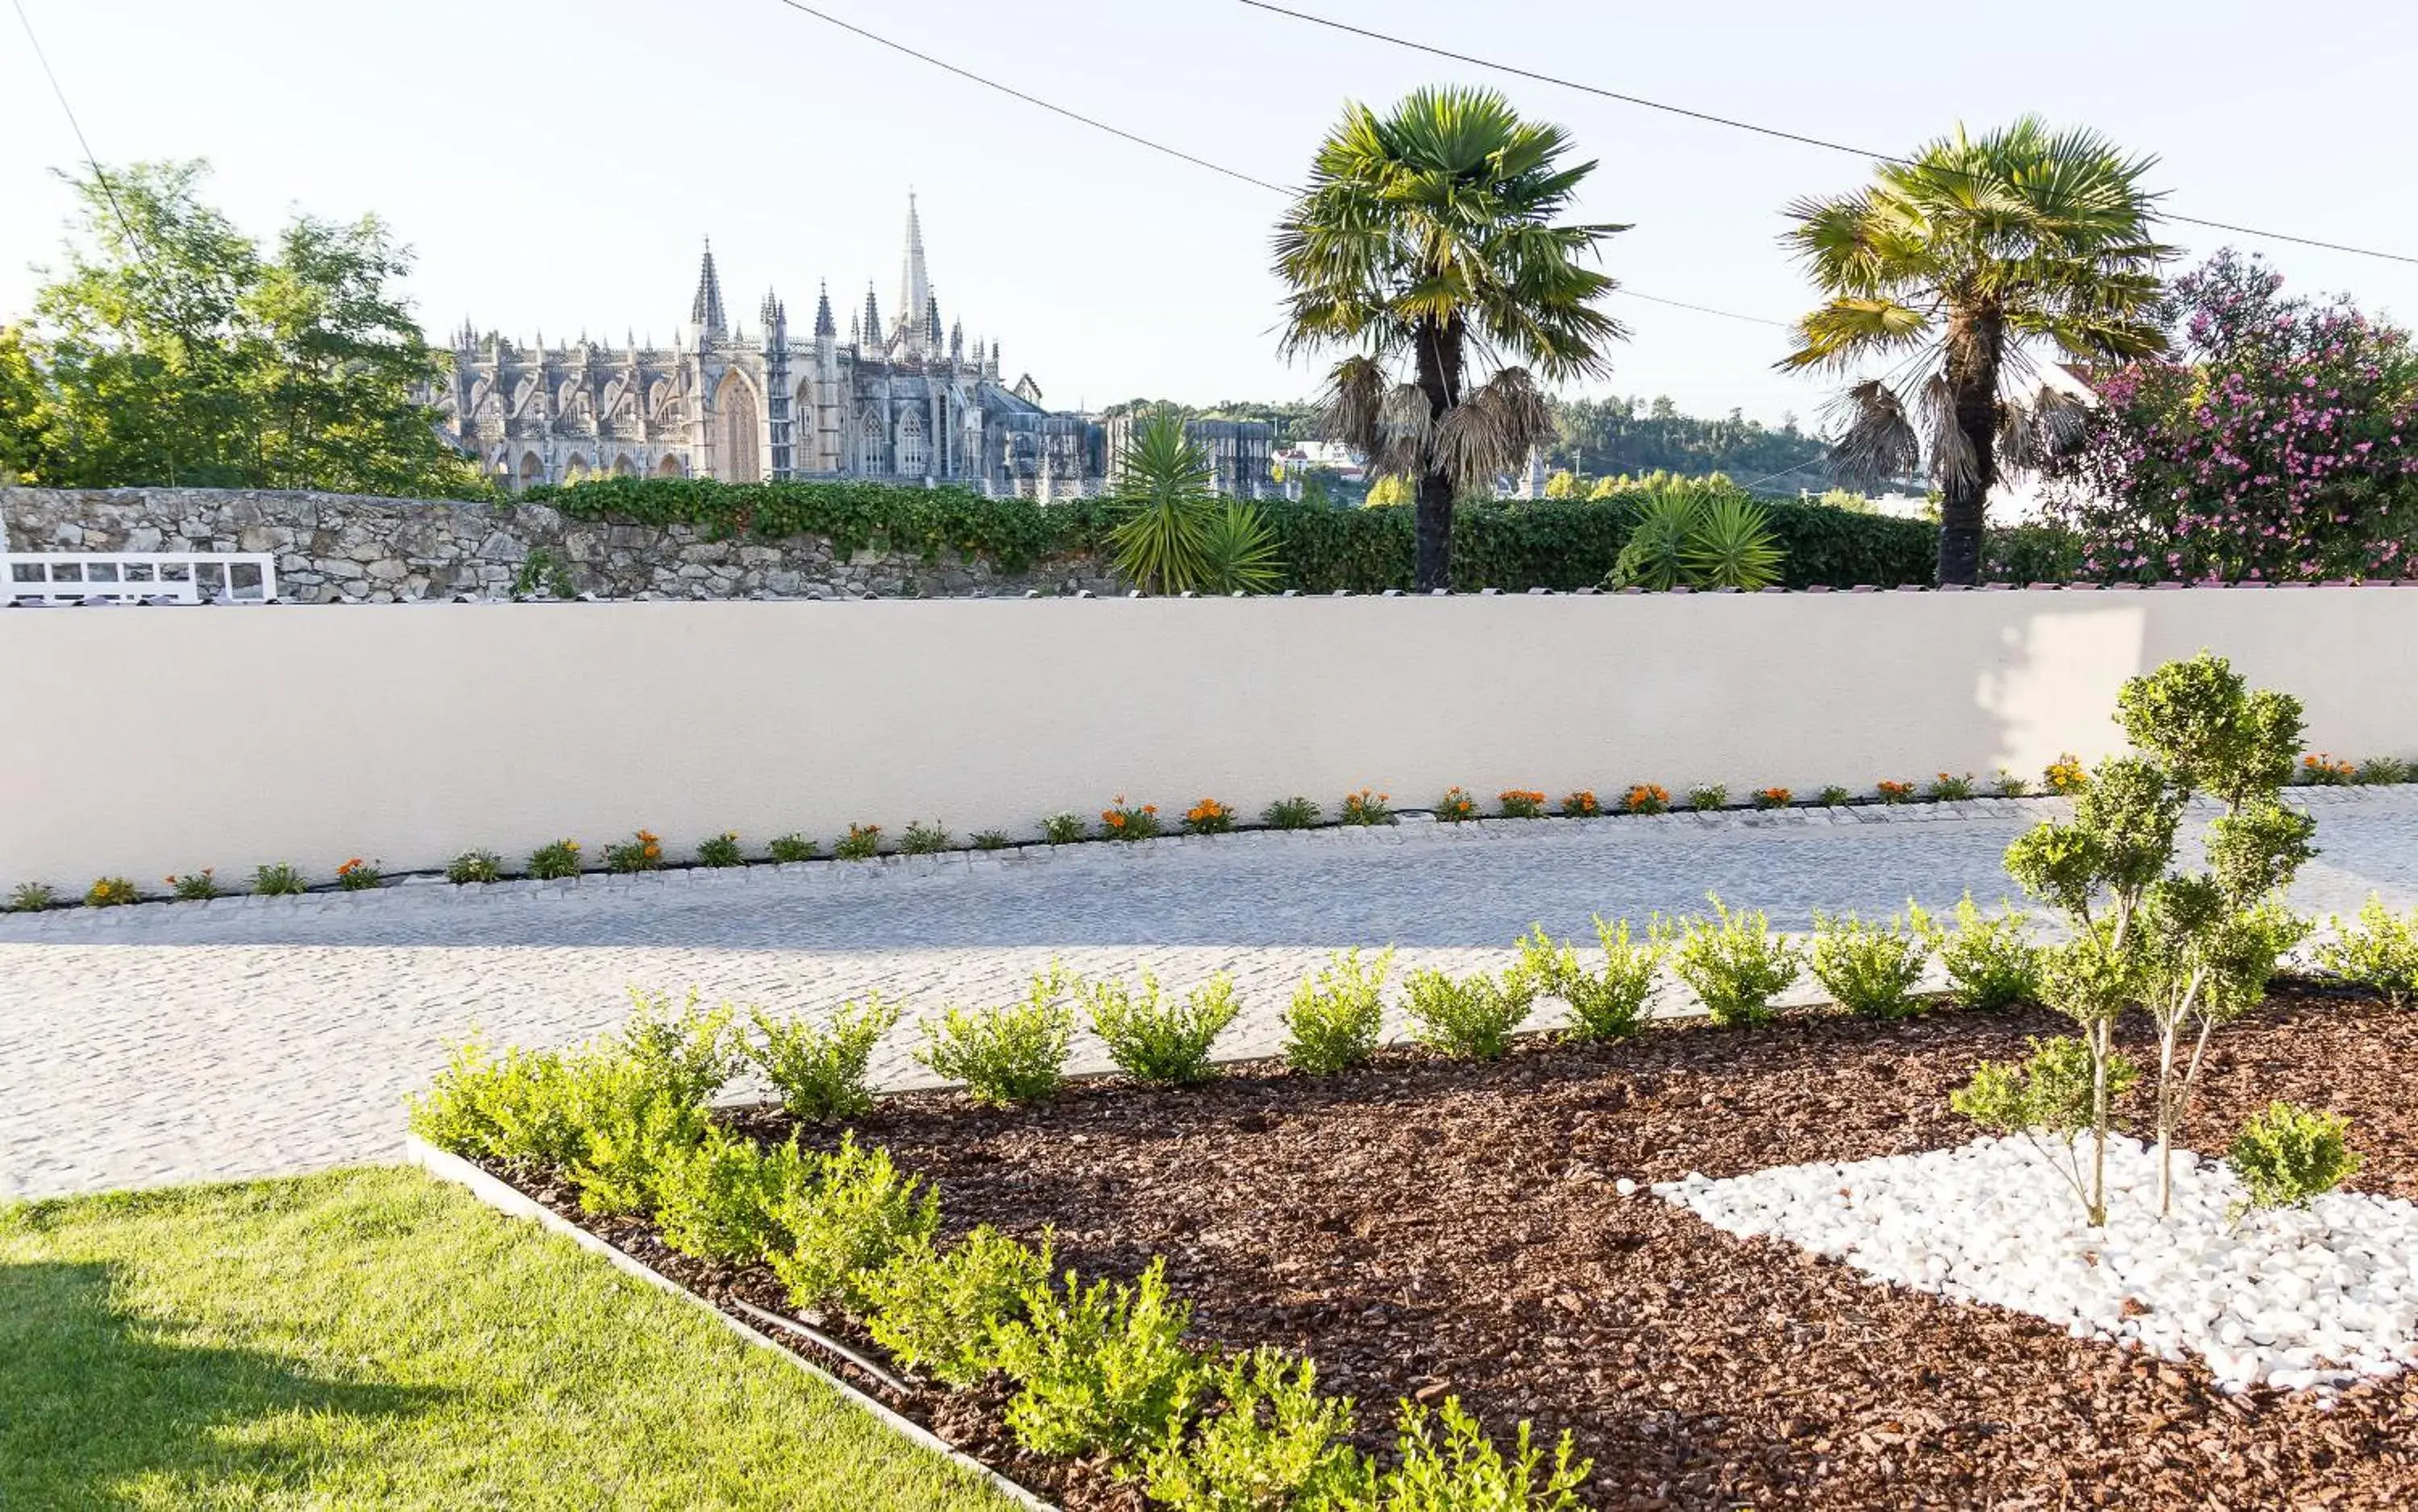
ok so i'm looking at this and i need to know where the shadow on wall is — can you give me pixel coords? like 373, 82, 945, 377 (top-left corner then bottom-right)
1977, 604, 2150, 779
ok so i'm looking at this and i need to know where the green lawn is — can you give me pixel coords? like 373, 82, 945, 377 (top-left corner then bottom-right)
0, 1166, 1019, 1510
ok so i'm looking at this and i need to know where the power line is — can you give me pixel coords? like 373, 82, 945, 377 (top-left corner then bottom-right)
1233, 0, 2418, 269
10, 0, 150, 264
764, 0, 1792, 330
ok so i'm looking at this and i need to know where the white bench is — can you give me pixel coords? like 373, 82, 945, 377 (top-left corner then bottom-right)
2, 552, 279, 604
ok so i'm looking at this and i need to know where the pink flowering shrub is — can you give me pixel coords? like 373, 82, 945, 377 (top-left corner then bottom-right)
2050, 251, 2418, 583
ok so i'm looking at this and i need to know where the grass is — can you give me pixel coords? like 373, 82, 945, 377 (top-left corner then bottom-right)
0, 1166, 1018, 1511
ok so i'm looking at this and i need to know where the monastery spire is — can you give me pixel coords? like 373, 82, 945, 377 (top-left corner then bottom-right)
898, 193, 931, 354
689, 238, 727, 339
862, 285, 882, 353
812, 280, 836, 339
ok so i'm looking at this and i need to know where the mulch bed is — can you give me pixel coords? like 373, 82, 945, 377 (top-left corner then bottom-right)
489, 992, 2418, 1510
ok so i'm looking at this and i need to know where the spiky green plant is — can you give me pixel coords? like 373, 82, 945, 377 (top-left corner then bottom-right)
1108, 409, 1218, 595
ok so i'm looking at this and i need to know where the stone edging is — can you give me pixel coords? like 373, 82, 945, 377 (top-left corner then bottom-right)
404, 1135, 1058, 1512
10, 786, 2410, 939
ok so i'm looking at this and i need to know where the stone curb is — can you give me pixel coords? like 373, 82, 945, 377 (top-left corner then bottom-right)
404, 1136, 1058, 1512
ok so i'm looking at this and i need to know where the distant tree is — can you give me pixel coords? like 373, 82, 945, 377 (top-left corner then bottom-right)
1365, 474, 1414, 507
1275, 86, 1627, 589
1543, 467, 1579, 498
1548, 394, 1828, 489
2, 160, 481, 496
2050, 251, 2418, 581
1780, 118, 2175, 585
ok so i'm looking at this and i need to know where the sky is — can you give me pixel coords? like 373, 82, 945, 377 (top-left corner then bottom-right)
5, 0, 2417, 428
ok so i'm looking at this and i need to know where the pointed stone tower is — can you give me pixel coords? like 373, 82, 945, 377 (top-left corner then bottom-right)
689, 239, 727, 346
897, 194, 932, 359
862, 285, 883, 356
762, 290, 793, 481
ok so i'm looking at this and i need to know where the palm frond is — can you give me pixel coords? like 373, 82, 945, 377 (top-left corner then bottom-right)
1431, 368, 1552, 491
1918, 372, 1978, 490
1318, 355, 1386, 457
1996, 384, 2092, 476
1375, 382, 1433, 476
1823, 380, 1922, 489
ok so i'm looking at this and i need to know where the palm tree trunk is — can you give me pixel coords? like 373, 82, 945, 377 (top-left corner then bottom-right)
1935, 311, 2003, 587
1413, 317, 1464, 592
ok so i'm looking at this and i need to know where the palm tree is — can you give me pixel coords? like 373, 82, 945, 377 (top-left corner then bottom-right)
1780, 118, 2176, 585
1275, 86, 1627, 590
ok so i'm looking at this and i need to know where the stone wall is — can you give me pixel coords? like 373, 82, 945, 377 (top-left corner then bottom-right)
0, 486, 1121, 601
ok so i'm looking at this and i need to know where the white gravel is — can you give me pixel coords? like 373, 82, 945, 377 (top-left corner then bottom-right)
1655, 1135, 2418, 1394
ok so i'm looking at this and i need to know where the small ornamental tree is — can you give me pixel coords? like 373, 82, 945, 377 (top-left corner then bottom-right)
1990, 651, 2314, 1221
2050, 251, 2418, 583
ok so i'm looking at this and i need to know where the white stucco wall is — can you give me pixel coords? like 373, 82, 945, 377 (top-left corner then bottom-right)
5, 588, 2415, 891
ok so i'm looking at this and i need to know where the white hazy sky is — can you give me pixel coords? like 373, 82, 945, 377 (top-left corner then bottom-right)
5, 0, 2416, 426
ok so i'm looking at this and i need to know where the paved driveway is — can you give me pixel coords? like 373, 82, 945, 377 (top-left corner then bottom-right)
6, 791, 2413, 1200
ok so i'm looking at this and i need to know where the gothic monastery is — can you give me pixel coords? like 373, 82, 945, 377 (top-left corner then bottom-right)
433, 199, 1270, 498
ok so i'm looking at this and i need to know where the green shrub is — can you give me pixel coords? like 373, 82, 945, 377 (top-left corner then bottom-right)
1671, 895, 1800, 1027
1402, 970, 1531, 1061
916, 966, 1078, 1106
1282, 948, 1394, 1073
1921, 894, 2042, 1010
971, 829, 1013, 850
1684, 783, 1728, 812
167, 869, 220, 901
749, 995, 902, 1123
900, 819, 952, 855
604, 829, 664, 873
1515, 916, 1665, 1042
1928, 772, 1977, 802
1041, 811, 1089, 845
1809, 908, 1930, 1019
1992, 769, 2030, 797
1262, 795, 1321, 829
862, 1225, 1054, 1388
991, 1257, 1205, 1460
833, 823, 883, 860
2316, 894, 2418, 1007
447, 849, 503, 884
654, 1129, 817, 1265
1143, 1348, 1365, 1511
528, 838, 583, 879
767, 1134, 940, 1312
251, 863, 306, 896
2227, 1102, 2362, 1211
766, 833, 817, 863
405, 1037, 582, 1166
1338, 1397, 1590, 1511
9, 881, 58, 912
695, 831, 745, 868
1951, 1036, 2143, 1213
1083, 972, 1240, 1086
2355, 756, 2416, 786
560, 1058, 713, 1217
1818, 785, 1853, 807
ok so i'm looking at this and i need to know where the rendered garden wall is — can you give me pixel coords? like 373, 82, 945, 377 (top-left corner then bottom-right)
5, 585, 2416, 891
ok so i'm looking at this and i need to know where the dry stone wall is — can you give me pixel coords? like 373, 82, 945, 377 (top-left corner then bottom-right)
0, 487, 1122, 601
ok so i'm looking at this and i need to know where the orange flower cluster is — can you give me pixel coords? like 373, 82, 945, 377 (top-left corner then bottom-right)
1497, 789, 1548, 817
1753, 786, 1793, 809
1101, 795, 1163, 840
336, 858, 367, 879
1182, 797, 1236, 835
1436, 786, 1478, 821
1876, 779, 1917, 804
1560, 790, 1602, 817
1340, 788, 1392, 825
637, 829, 663, 861
1621, 783, 1672, 815
2042, 754, 2090, 795
2302, 753, 2358, 784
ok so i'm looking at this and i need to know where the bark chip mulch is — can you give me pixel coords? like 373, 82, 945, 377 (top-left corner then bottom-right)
504, 995, 2418, 1510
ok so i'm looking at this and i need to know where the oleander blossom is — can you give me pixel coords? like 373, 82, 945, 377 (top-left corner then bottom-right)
2046, 251, 2418, 584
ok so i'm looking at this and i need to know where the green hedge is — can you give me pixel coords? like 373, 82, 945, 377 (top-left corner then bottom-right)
524, 476, 2063, 591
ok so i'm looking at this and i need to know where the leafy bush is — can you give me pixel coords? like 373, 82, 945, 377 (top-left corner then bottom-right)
2317, 894, 2418, 1007
1514, 916, 1665, 1042
1041, 812, 1089, 845
2356, 756, 2416, 786
1083, 973, 1240, 1086
1621, 784, 1669, 815
862, 1224, 1055, 1387
1685, 783, 1728, 812
1340, 1397, 1590, 1510
334, 858, 381, 891
447, 849, 503, 884
1952, 1036, 2142, 1213
1262, 795, 1321, 830
405, 1037, 581, 1165
1434, 787, 1477, 822
767, 1134, 941, 1312
750, 995, 903, 1123
559, 994, 738, 1215
1992, 769, 2030, 797
899, 819, 952, 855
1143, 1348, 1365, 1510
528, 839, 582, 879
167, 869, 219, 901
695, 831, 745, 868
1282, 948, 1395, 1073
916, 966, 1078, 1106
1402, 970, 1532, 1061
1672, 896, 1800, 1027
972, 829, 1013, 850
1340, 790, 1391, 825
1497, 790, 1546, 819
834, 823, 883, 860
252, 863, 306, 896
602, 829, 664, 873
1809, 909, 1930, 1019
1817, 785, 1852, 807
653, 1129, 817, 1265
1103, 796, 1162, 841
1921, 894, 2042, 1010
1929, 772, 1976, 802
768, 832, 819, 863
1183, 799, 1237, 836
991, 1257, 1205, 1459
2227, 1102, 2362, 1211
9, 881, 58, 912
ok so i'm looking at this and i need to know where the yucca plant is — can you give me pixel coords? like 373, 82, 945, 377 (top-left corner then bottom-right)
1108, 409, 1218, 594
1200, 499, 1282, 593
1276, 85, 1628, 591
1608, 479, 1783, 591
